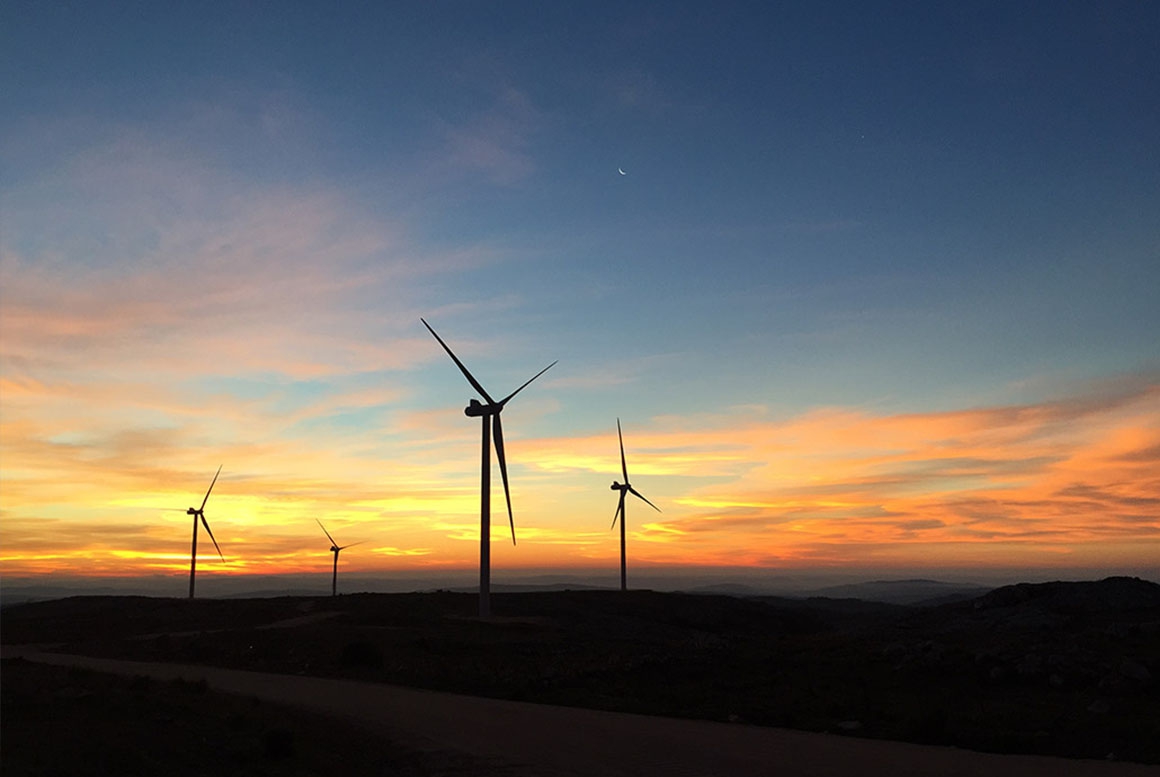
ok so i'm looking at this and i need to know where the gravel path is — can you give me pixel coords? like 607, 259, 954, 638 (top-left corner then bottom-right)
4, 647, 1155, 777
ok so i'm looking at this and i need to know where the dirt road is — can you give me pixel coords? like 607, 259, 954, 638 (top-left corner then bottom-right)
3, 647, 1154, 777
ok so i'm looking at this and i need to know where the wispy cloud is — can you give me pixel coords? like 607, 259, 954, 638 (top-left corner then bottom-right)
610, 68, 672, 113
0, 115, 519, 575
613, 379, 1160, 567
4, 372, 1158, 575
3, 109, 1157, 578
435, 86, 540, 184
506, 378, 1160, 565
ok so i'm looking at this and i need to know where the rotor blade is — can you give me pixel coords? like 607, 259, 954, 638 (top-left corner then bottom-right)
199, 465, 222, 512
421, 318, 495, 404
337, 541, 365, 551
617, 418, 629, 483
628, 486, 661, 513
498, 361, 557, 406
316, 519, 338, 547
200, 514, 225, 561
493, 414, 516, 545
611, 492, 625, 530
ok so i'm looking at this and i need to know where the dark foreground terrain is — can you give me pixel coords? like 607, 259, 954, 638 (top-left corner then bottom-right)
0, 658, 499, 777
3, 577, 1158, 765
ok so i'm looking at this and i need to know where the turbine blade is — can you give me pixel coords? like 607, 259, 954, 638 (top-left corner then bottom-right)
617, 418, 628, 483
200, 514, 225, 561
338, 541, 365, 550
611, 492, 625, 530
493, 414, 516, 545
316, 519, 338, 547
199, 465, 222, 512
629, 486, 661, 512
421, 318, 495, 404
498, 361, 557, 406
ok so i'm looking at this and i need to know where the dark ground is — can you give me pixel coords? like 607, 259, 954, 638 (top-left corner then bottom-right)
0, 657, 505, 777
3, 577, 1158, 765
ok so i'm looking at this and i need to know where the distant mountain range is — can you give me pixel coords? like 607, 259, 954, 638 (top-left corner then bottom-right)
799, 579, 993, 605
681, 578, 991, 605
5, 571, 1154, 608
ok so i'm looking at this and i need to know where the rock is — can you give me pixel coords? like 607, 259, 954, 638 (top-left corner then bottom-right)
882, 642, 907, 660
1016, 653, 1042, 678
1119, 658, 1151, 683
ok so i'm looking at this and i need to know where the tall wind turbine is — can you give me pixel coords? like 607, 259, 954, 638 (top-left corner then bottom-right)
317, 519, 362, 597
610, 419, 660, 592
186, 466, 225, 599
422, 318, 556, 618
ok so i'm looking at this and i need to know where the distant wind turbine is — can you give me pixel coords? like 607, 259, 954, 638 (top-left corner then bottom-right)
422, 318, 556, 618
317, 519, 362, 597
186, 466, 225, 599
610, 419, 660, 591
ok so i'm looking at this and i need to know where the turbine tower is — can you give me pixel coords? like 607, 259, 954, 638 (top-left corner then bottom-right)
186, 466, 225, 599
422, 318, 556, 618
610, 419, 660, 592
317, 519, 361, 597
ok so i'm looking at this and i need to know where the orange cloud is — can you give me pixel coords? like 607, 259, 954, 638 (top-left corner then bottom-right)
605, 378, 1160, 569
3, 378, 1158, 578
2, 135, 1157, 579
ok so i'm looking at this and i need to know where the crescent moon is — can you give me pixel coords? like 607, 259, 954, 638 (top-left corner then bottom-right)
618, 167, 626, 176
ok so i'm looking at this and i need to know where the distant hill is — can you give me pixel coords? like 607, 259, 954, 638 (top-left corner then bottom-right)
3, 580, 1158, 763
795, 579, 991, 605
442, 582, 614, 594
680, 583, 765, 596
970, 576, 1160, 613
903, 576, 1160, 639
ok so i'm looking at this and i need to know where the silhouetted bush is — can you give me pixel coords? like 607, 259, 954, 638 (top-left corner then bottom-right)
169, 677, 209, 694
340, 640, 383, 669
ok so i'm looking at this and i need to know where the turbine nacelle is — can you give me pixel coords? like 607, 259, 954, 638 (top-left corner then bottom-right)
611, 481, 628, 491
465, 398, 499, 417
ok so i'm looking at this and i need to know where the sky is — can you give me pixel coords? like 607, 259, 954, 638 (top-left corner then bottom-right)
2, 1, 1158, 588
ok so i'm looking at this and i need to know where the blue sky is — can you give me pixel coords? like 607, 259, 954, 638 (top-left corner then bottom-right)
2, 2, 1158, 579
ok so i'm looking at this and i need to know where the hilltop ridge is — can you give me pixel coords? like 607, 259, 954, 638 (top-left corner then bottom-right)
2, 577, 1158, 763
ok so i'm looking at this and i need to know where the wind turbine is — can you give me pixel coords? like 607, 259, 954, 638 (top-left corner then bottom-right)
610, 419, 660, 592
422, 318, 556, 618
317, 519, 362, 597
186, 466, 225, 599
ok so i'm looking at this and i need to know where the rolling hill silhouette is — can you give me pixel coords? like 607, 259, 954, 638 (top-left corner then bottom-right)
3, 577, 1157, 763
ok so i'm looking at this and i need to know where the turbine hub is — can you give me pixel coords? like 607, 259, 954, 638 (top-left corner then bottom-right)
464, 399, 497, 417
611, 481, 628, 491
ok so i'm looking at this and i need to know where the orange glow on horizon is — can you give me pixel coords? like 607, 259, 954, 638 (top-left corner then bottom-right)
2, 376, 1158, 579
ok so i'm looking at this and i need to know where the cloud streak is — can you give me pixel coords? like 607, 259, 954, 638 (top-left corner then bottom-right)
602, 378, 1160, 567
2, 106, 1157, 581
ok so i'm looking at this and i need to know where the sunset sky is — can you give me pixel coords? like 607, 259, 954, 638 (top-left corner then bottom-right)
2, 2, 1158, 587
